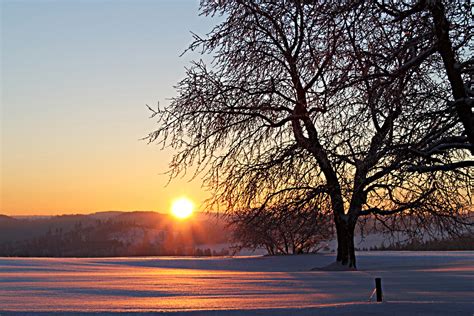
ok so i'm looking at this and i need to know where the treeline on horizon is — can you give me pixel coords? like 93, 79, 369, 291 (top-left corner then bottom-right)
1, 211, 473, 257
367, 234, 474, 251
0, 212, 231, 257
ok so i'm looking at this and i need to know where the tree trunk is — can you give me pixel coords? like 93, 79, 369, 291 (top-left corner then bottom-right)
429, 1, 474, 152
335, 216, 357, 269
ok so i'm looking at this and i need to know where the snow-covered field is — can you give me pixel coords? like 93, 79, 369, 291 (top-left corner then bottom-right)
0, 252, 472, 315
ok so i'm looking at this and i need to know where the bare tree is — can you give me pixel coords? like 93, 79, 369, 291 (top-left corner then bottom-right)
230, 192, 333, 255
375, 0, 474, 150
147, 0, 472, 268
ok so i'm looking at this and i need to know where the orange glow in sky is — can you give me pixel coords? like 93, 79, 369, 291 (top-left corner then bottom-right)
1, 1, 214, 216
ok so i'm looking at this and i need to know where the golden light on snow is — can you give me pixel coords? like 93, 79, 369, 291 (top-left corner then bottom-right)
171, 197, 194, 219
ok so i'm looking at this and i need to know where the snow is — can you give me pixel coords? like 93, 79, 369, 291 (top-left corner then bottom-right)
0, 252, 473, 315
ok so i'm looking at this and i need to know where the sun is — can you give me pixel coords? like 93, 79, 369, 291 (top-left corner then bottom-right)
171, 197, 194, 219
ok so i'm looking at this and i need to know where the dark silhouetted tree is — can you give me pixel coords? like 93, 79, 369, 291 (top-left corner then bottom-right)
376, 0, 474, 151
148, 0, 472, 268
230, 195, 333, 255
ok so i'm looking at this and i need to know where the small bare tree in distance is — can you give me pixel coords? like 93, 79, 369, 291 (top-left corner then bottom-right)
230, 191, 333, 255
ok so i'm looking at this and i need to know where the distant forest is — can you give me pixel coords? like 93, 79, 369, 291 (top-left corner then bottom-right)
369, 234, 474, 251
0, 212, 231, 257
1, 212, 472, 257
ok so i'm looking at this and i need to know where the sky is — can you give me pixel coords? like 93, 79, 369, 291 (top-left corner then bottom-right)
1, 0, 218, 215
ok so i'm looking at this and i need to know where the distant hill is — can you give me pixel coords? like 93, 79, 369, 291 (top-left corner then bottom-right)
0, 211, 232, 257
89, 211, 125, 220
113, 211, 169, 224
0, 214, 17, 222
0, 214, 94, 243
2, 211, 470, 257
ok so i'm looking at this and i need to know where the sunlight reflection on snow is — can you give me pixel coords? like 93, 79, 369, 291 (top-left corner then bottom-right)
0, 260, 332, 312
0, 253, 472, 313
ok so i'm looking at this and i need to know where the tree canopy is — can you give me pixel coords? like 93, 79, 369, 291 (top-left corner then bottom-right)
148, 0, 473, 268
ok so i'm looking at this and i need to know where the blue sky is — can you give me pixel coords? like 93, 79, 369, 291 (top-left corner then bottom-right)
1, 0, 218, 214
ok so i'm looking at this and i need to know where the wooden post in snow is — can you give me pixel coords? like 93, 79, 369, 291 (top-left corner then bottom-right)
375, 278, 383, 302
